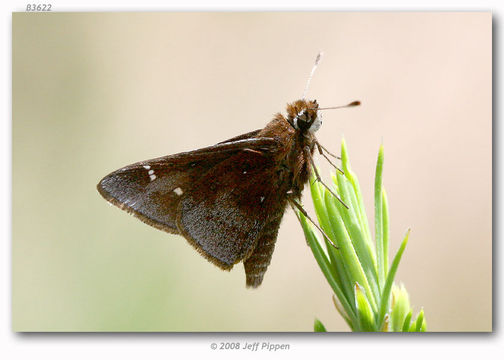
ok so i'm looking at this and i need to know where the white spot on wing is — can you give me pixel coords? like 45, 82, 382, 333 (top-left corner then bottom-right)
143, 165, 151, 170
149, 174, 156, 181
148, 169, 154, 175
173, 187, 183, 196
260, 196, 265, 203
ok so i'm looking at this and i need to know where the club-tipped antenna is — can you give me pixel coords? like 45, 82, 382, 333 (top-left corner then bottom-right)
316, 100, 361, 111
302, 51, 324, 99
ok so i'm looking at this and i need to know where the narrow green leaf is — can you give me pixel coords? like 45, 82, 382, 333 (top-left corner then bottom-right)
355, 283, 376, 332
414, 309, 426, 332
324, 191, 378, 312
296, 209, 356, 322
382, 187, 390, 277
314, 318, 327, 332
374, 144, 385, 288
310, 173, 334, 242
340, 139, 374, 248
401, 311, 413, 332
297, 211, 336, 289
377, 229, 410, 329
420, 319, 427, 332
336, 171, 380, 305
390, 284, 411, 331
311, 179, 355, 307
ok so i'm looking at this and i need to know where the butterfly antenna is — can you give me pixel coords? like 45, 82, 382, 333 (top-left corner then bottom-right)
317, 101, 361, 111
302, 51, 324, 99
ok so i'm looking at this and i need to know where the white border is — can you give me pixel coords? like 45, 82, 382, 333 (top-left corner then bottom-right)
1, 1, 501, 359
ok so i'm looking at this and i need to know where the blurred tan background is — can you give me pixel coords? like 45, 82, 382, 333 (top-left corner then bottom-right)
12, 12, 491, 331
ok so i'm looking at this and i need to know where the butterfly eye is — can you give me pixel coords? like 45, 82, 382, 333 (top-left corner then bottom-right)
293, 109, 312, 130
309, 111, 322, 133
297, 110, 308, 122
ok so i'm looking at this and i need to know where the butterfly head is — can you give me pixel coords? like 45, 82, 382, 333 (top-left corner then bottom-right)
286, 99, 321, 133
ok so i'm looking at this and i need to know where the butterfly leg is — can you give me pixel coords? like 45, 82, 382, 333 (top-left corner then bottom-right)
288, 196, 339, 250
316, 141, 341, 160
305, 146, 348, 209
315, 141, 344, 175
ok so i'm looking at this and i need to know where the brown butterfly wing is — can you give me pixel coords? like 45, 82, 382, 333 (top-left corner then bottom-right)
97, 152, 230, 234
97, 131, 274, 234
177, 150, 281, 270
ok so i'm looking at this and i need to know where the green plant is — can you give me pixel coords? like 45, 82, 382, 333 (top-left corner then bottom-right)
296, 139, 426, 332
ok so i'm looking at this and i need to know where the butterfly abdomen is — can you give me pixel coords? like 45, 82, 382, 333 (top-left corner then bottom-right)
244, 197, 288, 288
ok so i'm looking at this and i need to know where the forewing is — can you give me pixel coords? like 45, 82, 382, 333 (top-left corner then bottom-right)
97, 152, 229, 234
97, 132, 277, 235
177, 150, 280, 270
